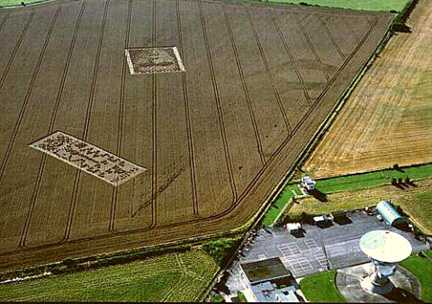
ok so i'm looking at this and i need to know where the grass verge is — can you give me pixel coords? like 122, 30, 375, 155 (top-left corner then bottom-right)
210, 293, 225, 302
0, 0, 55, 8
314, 163, 432, 194
202, 237, 241, 267
0, 249, 218, 302
262, 0, 410, 12
237, 291, 247, 302
262, 184, 301, 226
400, 251, 432, 303
299, 270, 345, 302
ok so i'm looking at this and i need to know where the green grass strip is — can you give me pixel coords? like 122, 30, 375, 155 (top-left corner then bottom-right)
262, 184, 299, 226
0, 0, 410, 10
400, 251, 432, 303
300, 270, 345, 303
260, 0, 409, 12
316, 163, 432, 194
210, 293, 225, 302
0, 0, 54, 8
238, 291, 248, 302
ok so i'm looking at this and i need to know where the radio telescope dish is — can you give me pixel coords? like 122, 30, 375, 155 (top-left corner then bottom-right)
360, 230, 412, 263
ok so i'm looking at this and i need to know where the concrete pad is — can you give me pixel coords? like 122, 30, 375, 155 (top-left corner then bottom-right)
336, 263, 421, 303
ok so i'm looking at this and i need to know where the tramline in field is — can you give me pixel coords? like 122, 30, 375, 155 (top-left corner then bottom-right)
0, 0, 393, 272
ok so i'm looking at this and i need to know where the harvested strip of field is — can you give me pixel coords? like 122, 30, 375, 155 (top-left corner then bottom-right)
0, 250, 218, 302
286, 178, 432, 234
304, 0, 432, 179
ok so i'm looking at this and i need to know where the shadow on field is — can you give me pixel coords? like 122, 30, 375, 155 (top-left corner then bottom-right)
383, 287, 423, 304
309, 189, 328, 202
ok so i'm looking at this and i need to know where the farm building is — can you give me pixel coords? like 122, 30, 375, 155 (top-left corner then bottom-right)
301, 176, 316, 192
376, 200, 408, 228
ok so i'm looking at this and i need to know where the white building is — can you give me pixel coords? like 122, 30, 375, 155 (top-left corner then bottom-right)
300, 176, 316, 192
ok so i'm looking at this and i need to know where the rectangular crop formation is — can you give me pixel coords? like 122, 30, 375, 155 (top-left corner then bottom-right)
125, 47, 185, 75
30, 131, 146, 186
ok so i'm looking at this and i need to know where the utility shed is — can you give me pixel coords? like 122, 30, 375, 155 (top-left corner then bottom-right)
376, 200, 407, 227
301, 176, 316, 192
240, 257, 292, 285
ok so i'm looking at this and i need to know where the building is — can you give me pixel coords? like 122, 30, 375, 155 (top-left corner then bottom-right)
250, 281, 300, 302
240, 257, 293, 285
239, 257, 300, 302
300, 176, 316, 192
376, 200, 407, 228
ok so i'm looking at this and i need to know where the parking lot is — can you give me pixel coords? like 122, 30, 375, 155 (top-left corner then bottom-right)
231, 210, 429, 280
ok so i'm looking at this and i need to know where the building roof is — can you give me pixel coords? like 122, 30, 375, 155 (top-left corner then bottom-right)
286, 223, 301, 231
241, 257, 292, 284
376, 200, 406, 226
301, 176, 316, 186
251, 282, 300, 303
251, 282, 276, 302
276, 289, 300, 302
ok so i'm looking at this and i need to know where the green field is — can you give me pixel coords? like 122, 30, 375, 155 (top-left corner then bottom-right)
400, 251, 432, 303
300, 270, 345, 303
267, 0, 409, 12
0, 250, 218, 302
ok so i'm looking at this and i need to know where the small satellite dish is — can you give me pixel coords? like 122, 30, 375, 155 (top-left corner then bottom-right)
360, 230, 412, 263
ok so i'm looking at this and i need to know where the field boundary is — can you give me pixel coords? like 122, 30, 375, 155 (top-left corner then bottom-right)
299, 0, 419, 178
199, 13, 399, 298
256, 13, 397, 228
200, 10, 401, 300
0, 241, 209, 284
295, 0, 420, 174
293, 19, 395, 174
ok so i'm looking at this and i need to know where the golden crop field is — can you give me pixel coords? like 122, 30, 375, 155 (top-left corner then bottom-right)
305, 0, 432, 178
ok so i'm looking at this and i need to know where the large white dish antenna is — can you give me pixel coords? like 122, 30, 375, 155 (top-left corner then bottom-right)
360, 230, 412, 263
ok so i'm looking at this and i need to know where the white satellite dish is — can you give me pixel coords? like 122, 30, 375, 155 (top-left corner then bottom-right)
360, 230, 412, 263
359, 230, 412, 294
